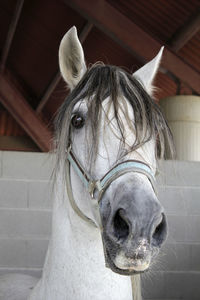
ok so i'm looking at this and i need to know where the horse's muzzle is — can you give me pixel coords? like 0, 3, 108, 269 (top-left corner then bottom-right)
100, 174, 168, 275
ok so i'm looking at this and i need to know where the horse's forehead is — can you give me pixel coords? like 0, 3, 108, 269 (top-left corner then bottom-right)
72, 99, 87, 113
102, 97, 135, 125
72, 96, 134, 120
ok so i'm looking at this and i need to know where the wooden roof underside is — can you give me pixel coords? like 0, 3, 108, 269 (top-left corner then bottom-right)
0, 0, 200, 152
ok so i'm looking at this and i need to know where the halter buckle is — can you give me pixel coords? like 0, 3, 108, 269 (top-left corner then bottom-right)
88, 180, 102, 199
88, 181, 97, 199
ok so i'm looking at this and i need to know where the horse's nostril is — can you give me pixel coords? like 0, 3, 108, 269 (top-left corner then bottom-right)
113, 209, 129, 242
152, 213, 167, 246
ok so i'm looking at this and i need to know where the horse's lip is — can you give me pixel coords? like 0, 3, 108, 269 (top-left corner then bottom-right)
114, 250, 150, 272
104, 247, 148, 276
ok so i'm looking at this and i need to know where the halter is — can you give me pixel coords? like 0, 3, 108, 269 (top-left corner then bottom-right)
66, 145, 156, 228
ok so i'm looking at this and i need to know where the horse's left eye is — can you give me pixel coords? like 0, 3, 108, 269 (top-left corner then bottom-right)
71, 114, 85, 129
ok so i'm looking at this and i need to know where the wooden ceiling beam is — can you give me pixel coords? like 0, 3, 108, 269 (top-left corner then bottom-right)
79, 22, 93, 42
0, 0, 24, 73
168, 8, 200, 52
64, 0, 200, 94
36, 22, 93, 114
36, 72, 61, 114
0, 73, 52, 152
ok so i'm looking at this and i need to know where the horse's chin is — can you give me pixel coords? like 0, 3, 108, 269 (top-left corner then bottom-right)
104, 248, 150, 276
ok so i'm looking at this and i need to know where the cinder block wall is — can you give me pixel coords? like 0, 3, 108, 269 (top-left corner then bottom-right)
143, 160, 200, 300
0, 151, 54, 278
0, 151, 200, 300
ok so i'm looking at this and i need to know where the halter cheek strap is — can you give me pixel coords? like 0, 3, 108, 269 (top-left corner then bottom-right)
66, 146, 156, 228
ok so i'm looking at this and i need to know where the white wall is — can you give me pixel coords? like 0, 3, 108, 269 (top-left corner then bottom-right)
0, 151, 200, 299
0, 151, 53, 278
144, 160, 200, 300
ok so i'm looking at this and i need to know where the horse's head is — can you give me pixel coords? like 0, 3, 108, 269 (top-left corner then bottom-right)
56, 27, 173, 275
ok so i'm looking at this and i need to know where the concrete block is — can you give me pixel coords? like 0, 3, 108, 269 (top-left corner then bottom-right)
2, 151, 55, 180
0, 238, 49, 268
0, 152, 2, 178
158, 186, 187, 215
143, 271, 200, 300
26, 239, 49, 267
152, 243, 190, 272
0, 268, 42, 278
28, 181, 53, 209
167, 215, 187, 242
152, 242, 200, 272
157, 160, 200, 187
0, 239, 27, 268
0, 209, 52, 237
142, 271, 165, 299
186, 216, 200, 242
185, 187, 200, 215
0, 179, 28, 208
164, 271, 200, 299
158, 186, 200, 217
190, 243, 200, 271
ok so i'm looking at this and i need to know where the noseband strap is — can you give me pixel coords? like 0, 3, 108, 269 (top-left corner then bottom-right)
66, 146, 156, 228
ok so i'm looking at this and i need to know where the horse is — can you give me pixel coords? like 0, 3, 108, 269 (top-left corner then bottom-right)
0, 26, 173, 300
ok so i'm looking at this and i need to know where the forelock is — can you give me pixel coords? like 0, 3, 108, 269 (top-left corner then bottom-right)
54, 64, 174, 176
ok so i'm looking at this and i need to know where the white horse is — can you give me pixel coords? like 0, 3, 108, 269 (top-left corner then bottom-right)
0, 27, 173, 300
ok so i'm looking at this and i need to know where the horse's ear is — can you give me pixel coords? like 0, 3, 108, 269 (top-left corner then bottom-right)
133, 47, 164, 96
59, 26, 86, 90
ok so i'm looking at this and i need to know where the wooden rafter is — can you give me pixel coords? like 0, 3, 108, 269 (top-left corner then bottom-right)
0, 73, 52, 152
36, 22, 93, 113
36, 72, 61, 114
79, 22, 93, 42
0, 0, 24, 73
169, 8, 200, 52
64, 0, 200, 94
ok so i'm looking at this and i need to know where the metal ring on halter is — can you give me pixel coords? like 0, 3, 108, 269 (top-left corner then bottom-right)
66, 145, 157, 228
88, 180, 98, 199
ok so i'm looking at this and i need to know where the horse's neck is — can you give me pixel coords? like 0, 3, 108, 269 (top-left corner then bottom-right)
31, 175, 133, 300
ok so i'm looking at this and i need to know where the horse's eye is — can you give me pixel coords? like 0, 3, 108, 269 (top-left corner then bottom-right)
71, 114, 85, 129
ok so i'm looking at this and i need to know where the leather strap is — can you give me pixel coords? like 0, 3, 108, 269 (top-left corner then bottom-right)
66, 147, 156, 228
